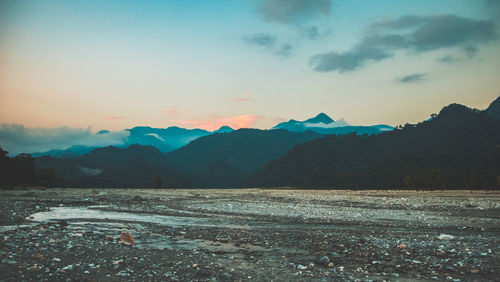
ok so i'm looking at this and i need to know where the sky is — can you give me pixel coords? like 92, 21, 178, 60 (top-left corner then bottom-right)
1, 0, 500, 135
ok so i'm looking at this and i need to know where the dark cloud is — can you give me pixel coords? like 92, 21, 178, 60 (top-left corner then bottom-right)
311, 14, 497, 72
257, 0, 331, 25
0, 124, 128, 155
396, 73, 427, 84
437, 55, 459, 63
243, 33, 277, 47
310, 47, 392, 73
408, 15, 495, 51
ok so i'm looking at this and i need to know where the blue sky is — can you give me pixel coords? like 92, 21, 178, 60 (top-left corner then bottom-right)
0, 0, 499, 133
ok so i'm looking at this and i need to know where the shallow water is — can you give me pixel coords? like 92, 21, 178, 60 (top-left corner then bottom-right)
27, 206, 249, 229
22, 206, 288, 254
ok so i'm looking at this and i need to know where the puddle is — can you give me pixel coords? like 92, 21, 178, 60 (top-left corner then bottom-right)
27, 206, 250, 229
22, 206, 292, 254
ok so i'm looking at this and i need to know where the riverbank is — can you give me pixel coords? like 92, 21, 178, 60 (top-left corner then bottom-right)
1, 188, 499, 281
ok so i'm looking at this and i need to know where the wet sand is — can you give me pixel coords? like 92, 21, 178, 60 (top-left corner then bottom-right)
1, 188, 499, 281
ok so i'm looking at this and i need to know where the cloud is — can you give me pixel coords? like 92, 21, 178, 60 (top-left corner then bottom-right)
437, 55, 459, 63
244, 33, 277, 47
311, 14, 497, 72
106, 116, 124, 120
277, 43, 293, 57
0, 124, 129, 155
164, 105, 178, 116
464, 45, 478, 57
244, 33, 293, 57
257, 0, 331, 25
310, 47, 391, 73
304, 118, 350, 128
229, 97, 256, 102
145, 133, 165, 142
176, 115, 265, 131
301, 25, 320, 40
396, 73, 427, 84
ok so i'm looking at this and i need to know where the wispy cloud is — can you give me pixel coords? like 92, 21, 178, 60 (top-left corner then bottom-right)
164, 105, 178, 116
277, 43, 293, 57
437, 55, 459, 64
244, 33, 293, 57
304, 118, 350, 128
0, 124, 129, 155
310, 14, 497, 73
464, 45, 478, 58
176, 115, 265, 131
244, 33, 277, 47
396, 73, 427, 84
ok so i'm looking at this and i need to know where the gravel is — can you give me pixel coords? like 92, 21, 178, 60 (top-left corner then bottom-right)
0, 188, 498, 281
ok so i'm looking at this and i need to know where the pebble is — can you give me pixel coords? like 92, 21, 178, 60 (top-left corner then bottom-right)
437, 234, 456, 241
318, 256, 330, 266
297, 264, 307, 270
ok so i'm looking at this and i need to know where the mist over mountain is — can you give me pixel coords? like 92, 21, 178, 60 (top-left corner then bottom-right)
123, 126, 211, 152
273, 113, 393, 135
30, 126, 213, 157
247, 101, 500, 189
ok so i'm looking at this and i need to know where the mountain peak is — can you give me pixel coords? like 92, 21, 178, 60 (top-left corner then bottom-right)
213, 126, 234, 133
304, 113, 334, 124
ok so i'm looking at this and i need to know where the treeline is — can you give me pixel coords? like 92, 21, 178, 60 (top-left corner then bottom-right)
0, 148, 56, 188
246, 104, 500, 189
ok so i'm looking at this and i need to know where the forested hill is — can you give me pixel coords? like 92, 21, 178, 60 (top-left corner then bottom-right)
246, 103, 500, 189
165, 129, 320, 187
35, 145, 192, 188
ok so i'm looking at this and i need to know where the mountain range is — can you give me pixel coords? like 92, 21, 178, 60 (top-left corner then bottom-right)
32, 114, 390, 158
27, 96, 500, 189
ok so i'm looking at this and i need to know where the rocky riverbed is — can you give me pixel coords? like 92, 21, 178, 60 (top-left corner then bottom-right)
1, 188, 499, 281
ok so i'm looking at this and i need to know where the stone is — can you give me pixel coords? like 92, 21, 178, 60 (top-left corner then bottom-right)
119, 231, 135, 245
437, 234, 455, 241
297, 264, 307, 270
330, 252, 341, 258
318, 256, 330, 266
